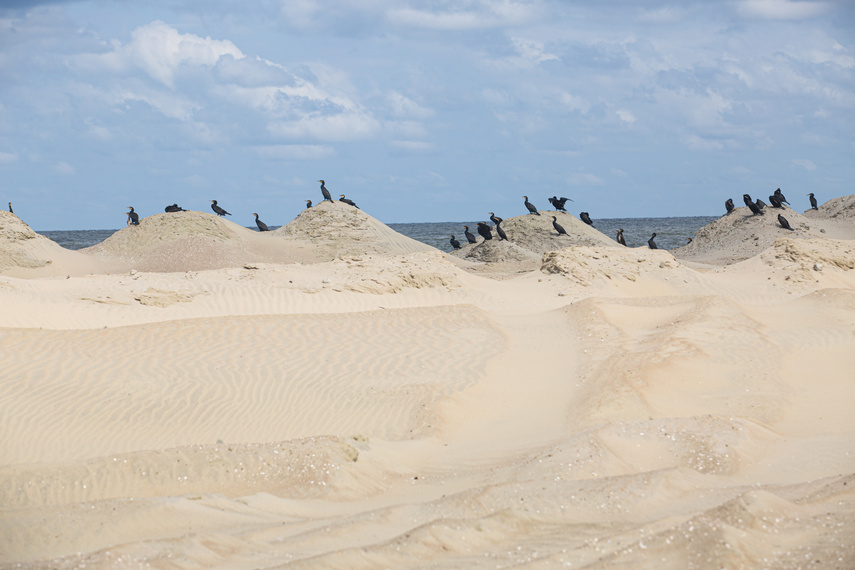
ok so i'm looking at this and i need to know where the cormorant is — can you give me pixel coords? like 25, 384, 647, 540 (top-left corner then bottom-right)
318, 180, 333, 202
489, 212, 503, 226
615, 228, 627, 246
477, 222, 493, 240
450, 235, 461, 250
808, 193, 818, 210
339, 194, 358, 208
463, 226, 477, 244
648, 233, 658, 249
755, 198, 767, 211
305, 200, 313, 208
768, 194, 782, 208
743, 194, 762, 215
552, 216, 567, 236
774, 188, 790, 206
686, 237, 693, 244
165, 204, 184, 213
523, 195, 540, 215
127, 206, 139, 225
495, 221, 508, 241
7, 202, 12, 214
252, 213, 270, 232
548, 196, 573, 211
778, 214, 794, 231
579, 212, 594, 226
725, 198, 734, 214
211, 200, 231, 216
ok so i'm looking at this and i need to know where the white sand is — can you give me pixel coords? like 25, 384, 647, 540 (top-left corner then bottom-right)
1, 200, 854, 568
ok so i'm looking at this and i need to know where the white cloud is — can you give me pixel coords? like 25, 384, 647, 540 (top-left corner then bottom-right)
792, 158, 817, 170
386, 91, 434, 119
737, 0, 832, 20
254, 144, 334, 160
616, 109, 636, 124
558, 92, 589, 114
0, 151, 19, 164
685, 134, 724, 151
54, 161, 75, 174
388, 0, 541, 30
268, 112, 381, 141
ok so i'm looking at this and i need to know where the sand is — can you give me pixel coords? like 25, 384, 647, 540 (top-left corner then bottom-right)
1, 198, 854, 568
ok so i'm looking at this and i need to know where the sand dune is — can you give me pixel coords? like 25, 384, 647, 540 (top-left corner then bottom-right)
1, 198, 854, 568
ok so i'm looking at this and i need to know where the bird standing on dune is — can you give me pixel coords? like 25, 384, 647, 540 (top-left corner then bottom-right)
778, 214, 795, 231
165, 204, 184, 212
477, 222, 493, 240
615, 228, 627, 246
463, 226, 477, 244
548, 196, 572, 211
489, 212, 503, 226
495, 221, 508, 241
7, 202, 12, 214
552, 216, 567, 236
523, 196, 540, 215
743, 194, 762, 215
648, 233, 658, 249
252, 213, 270, 232
127, 206, 139, 225
318, 180, 333, 202
211, 200, 231, 216
725, 198, 734, 214
774, 188, 790, 206
768, 194, 782, 208
450, 235, 461, 250
305, 200, 313, 208
808, 193, 818, 210
339, 194, 358, 208
579, 212, 594, 227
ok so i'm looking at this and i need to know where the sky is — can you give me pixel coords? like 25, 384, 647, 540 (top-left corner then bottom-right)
1, 0, 853, 230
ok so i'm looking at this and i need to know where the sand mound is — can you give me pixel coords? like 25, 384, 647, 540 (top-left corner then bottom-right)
275, 200, 436, 260
806, 193, 855, 219
673, 205, 825, 265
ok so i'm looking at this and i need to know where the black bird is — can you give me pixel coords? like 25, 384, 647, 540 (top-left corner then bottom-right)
450, 235, 461, 250
768, 194, 783, 208
743, 194, 762, 215
615, 228, 627, 246
495, 221, 508, 241
339, 194, 358, 208
477, 222, 493, 240
552, 216, 567, 236
648, 233, 658, 249
463, 226, 477, 244
305, 200, 313, 208
774, 188, 790, 206
755, 198, 767, 212
252, 213, 270, 232
579, 212, 594, 226
725, 198, 734, 214
127, 206, 139, 225
489, 212, 503, 226
548, 196, 573, 211
165, 203, 184, 213
686, 237, 693, 244
808, 193, 818, 210
778, 214, 794, 231
8, 202, 12, 214
523, 195, 540, 215
211, 200, 231, 216
318, 180, 333, 202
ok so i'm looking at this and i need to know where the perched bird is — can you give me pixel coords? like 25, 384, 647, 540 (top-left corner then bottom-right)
127, 206, 139, 225
450, 235, 461, 250
548, 196, 573, 211
318, 180, 333, 202
579, 212, 594, 226
495, 221, 508, 241
339, 194, 358, 208
489, 212, 503, 226
252, 213, 270, 232
774, 188, 790, 206
463, 226, 477, 244
211, 200, 231, 216
305, 200, 313, 208
686, 237, 693, 244
743, 194, 762, 215
164, 204, 184, 213
615, 228, 627, 246
768, 194, 782, 208
7, 202, 12, 214
755, 198, 767, 211
778, 214, 795, 231
725, 198, 734, 214
477, 221, 493, 240
552, 216, 567, 236
523, 195, 540, 215
648, 232, 658, 249
808, 193, 818, 210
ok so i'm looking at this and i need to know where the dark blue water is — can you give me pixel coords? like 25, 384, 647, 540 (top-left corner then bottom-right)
40, 217, 715, 253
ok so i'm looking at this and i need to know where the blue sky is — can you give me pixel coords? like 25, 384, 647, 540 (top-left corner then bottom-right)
1, 0, 853, 230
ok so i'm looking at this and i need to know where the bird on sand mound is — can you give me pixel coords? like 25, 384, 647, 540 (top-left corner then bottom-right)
615, 228, 627, 246
450, 235, 461, 249
318, 180, 333, 202
768, 194, 783, 208
8, 202, 12, 214
252, 213, 270, 232
755, 198, 767, 211
648, 233, 658, 249
552, 216, 567, 236
725, 198, 734, 214
489, 212, 503, 226
774, 188, 790, 206
495, 221, 508, 241
164, 204, 185, 213
305, 200, 313, 208
339, 194, 358, 208
548, 196, 572, 211
743, 194, 763, 215
523, 196, 540, 215
579, 212, 594, 226
211, 200, 231, 216
778, 214, 795, 231
127, 207, 139, 225
477, 222, 493, 240
463, 226, 477, 244
808, 193, 818, 210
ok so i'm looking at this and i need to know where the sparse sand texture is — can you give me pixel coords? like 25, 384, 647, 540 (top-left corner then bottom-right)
1, 198, 855, 568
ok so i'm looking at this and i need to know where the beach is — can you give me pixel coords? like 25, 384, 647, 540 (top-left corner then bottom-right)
1, 199, 854, 568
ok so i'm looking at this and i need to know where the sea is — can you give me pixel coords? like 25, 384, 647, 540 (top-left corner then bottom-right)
39, 216, 717, 253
